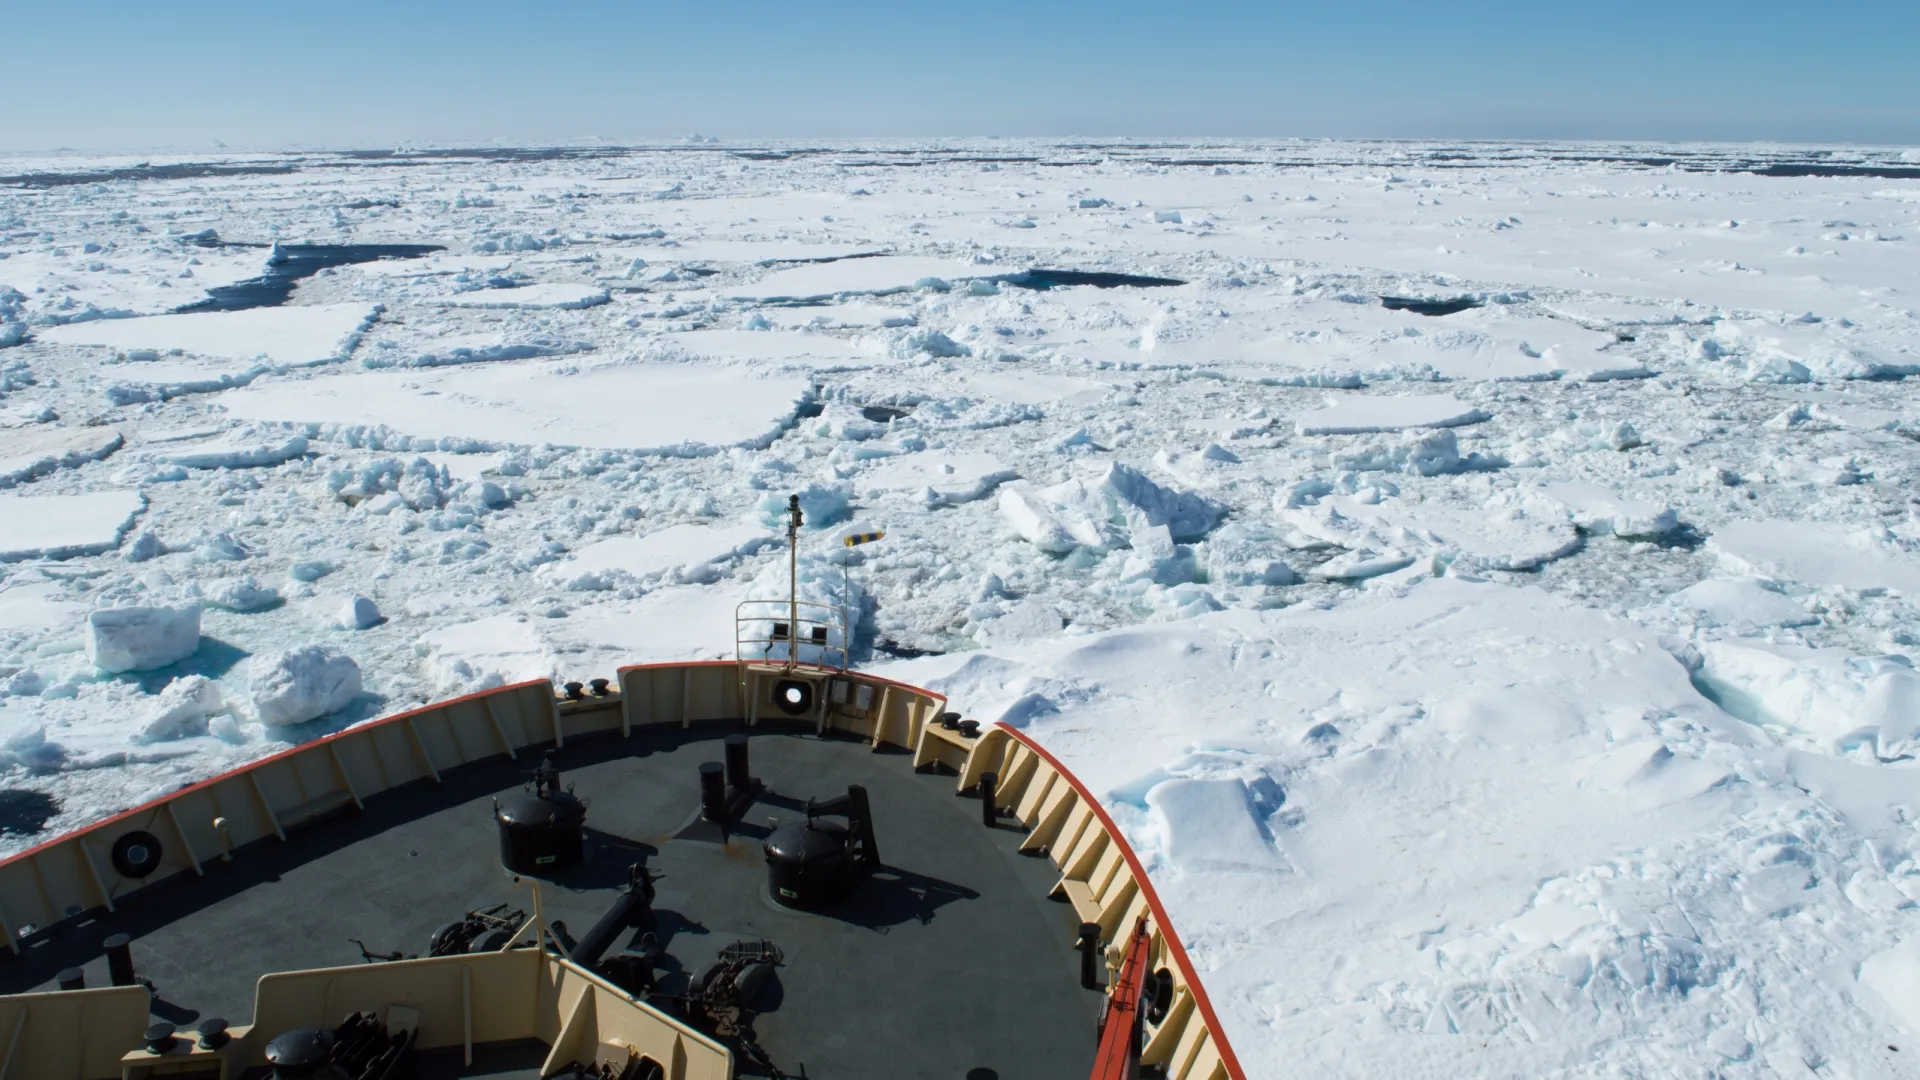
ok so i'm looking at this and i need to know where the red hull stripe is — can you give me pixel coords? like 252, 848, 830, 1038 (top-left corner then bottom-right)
999, 725, 1249, 1080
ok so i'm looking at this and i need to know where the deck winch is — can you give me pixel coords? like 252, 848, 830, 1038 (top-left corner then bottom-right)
763, 784, 880, 909
494, 750, 587, 875
764, 818, 853, 909
264, 1012, 415, 1080
265, 1027, 343, 1080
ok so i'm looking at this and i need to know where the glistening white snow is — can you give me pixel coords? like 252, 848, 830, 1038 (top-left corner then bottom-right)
874, 577, 1906, 1078
1, 138, 1918, 1079
214, 362, 814, 453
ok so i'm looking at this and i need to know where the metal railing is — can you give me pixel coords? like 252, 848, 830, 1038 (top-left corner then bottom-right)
733, 598, 849, 669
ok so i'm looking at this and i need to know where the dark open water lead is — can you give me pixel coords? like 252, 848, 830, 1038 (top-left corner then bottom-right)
173, 243, 444, 314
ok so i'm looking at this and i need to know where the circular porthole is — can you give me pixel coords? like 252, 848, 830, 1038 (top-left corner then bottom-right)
773, 679, 813, 716
111, 830, 164, 878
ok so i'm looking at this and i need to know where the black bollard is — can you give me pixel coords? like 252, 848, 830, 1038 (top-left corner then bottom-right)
144, 1023, 177, 1055
1076, 923, 1102, 990
698, 762, 727, 823
57, 967, 84, 991
104, 933, 135, 987
980, 771, 999, 827
724, 734, 751, 793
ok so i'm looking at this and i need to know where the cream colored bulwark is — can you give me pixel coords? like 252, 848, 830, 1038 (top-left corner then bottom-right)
0, 662, 1239, 1080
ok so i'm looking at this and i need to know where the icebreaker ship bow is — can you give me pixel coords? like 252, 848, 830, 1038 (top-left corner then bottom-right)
0, 496, 1244, 1080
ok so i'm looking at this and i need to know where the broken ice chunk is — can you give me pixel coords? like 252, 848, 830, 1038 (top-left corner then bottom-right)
139, 675, 225, 741
87, 604, 201, 673
1310, 550, 1416, 581
1145, 778, 1282, 872
205, 576, 280, 613
1535, 482, 1678, 539
997, 484, 1080, 554
1003, 462, 1219, 553
1121, 524, 1198, 585
251, 645, 363, 726
338, 595, 382, 630
1204, 524, 1298, 587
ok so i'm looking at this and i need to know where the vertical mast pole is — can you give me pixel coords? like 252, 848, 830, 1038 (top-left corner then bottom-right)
787, 494, 802, 669
838, 529, 883, 671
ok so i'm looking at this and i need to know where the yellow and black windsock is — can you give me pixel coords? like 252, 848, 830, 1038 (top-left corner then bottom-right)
843, 530, 886, 548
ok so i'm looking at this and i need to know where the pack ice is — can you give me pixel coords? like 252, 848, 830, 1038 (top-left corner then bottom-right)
999, 462, 1219, 553
4, 139, 1920, 1079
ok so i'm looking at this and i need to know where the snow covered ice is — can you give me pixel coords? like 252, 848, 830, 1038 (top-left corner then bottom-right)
216, 360, 812, 453
0, 489, 145, 560
85, 603, 200, 673
249, 644, 362, 726
0, 425, 123, 487
3, 138, 1920, 1077
36, 302, 378, 367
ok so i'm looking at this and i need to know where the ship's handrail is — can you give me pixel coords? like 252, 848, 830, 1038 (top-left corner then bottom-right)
0, 661, 1243, 1080
732, 597, 849, 669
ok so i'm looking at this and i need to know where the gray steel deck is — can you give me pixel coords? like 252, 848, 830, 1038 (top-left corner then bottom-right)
1, 720, 1101, 1079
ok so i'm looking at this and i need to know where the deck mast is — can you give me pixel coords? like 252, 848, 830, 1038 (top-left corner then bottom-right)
785, 494, 802, 671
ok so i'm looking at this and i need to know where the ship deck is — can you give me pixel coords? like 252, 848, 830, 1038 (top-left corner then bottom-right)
0, 719, 1101, 1079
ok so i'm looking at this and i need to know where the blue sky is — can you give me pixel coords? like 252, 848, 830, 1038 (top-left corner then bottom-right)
3, 0, 1914, 149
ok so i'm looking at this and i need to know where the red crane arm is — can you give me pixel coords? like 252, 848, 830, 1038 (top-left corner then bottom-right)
1090, 917, 1154, 1080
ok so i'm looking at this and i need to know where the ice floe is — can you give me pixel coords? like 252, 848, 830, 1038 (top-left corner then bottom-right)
0, 489, 144, 560
414, 615, 554, 696
137, 674, 226, 742
1534, 481, 1680, 538
550, 590, 741, 669
543, 522, 776, 590
0, 425, 123, 487
436, 283, 610, 310
641, 329, 890, 371
612, 240, 883, 265
855, 451, 1017, 505
1709, 520, 1920, 594
151, 427, 308, 469
359, 333, 589, 370
1664, 577, 1815, 629
38, 303, 379, 366
214, 361, 813, 453
1284, 491, 1580, 573
0, 581, 88, 634
722, 256, 998, 301
1295, 393, 1492, 434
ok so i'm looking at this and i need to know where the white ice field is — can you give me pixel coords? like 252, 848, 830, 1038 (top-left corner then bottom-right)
2, 139, 1919, 1076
